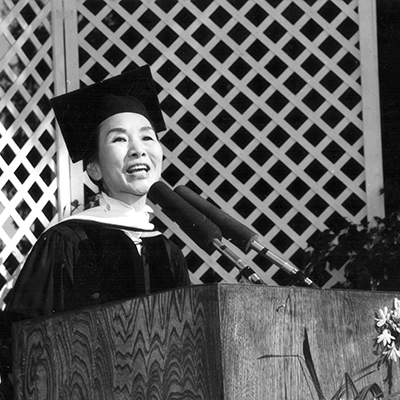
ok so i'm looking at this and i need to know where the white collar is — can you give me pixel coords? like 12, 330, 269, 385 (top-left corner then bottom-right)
51, 193, 159, 235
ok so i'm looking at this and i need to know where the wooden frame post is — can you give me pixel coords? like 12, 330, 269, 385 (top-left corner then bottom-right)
359, 0, 385, 220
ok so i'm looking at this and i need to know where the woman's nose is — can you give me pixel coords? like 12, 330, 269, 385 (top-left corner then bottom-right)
128, 139, 146, 157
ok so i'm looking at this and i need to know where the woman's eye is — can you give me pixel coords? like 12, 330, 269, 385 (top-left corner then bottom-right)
112, 136, 127, 143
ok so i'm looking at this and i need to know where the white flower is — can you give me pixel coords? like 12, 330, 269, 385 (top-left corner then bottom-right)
393, 298, 400, 322
377, 329, 395, 347
383, 343, 400, 362
375, 306, 390, 327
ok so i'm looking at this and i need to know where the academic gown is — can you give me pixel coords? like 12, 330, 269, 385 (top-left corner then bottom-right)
4, 219, 190, 317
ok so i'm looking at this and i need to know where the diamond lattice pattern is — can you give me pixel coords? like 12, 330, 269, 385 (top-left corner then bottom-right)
0, 0, 57, 306
0, 0, 367, 307
76, 0, 364, 287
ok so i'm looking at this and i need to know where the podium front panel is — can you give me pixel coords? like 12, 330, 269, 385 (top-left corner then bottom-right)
12, 284, 400, 399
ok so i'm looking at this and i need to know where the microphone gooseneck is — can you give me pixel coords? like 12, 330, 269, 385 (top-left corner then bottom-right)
249, 240, 319, 289
148, 181, 265, 285
174, 185, 320, 290
212, 238, 264, 284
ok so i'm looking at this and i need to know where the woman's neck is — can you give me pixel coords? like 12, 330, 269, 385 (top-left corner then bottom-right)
102, 191, 147, 212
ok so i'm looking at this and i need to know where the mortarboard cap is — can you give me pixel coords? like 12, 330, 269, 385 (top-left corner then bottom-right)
50, 65, 166, 163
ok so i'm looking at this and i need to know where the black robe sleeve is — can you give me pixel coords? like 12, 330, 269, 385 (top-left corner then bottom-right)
0, 224, 83, 398
4, 223, 82, 317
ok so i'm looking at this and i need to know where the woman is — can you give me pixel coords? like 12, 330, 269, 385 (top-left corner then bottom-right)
4, 65, 191, 317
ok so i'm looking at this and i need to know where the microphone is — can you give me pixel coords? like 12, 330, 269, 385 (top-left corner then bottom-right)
174, 185, 320, 289
148, 181, 265, 285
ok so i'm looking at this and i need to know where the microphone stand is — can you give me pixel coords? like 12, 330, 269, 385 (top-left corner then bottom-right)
249, 239, 320, 289
212, 238, 266, 285
174, 185, 319, 289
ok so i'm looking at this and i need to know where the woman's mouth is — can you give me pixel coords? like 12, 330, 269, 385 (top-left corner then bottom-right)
126, 164, 150, 175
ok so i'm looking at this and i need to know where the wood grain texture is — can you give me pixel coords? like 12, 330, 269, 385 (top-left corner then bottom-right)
13, 284, 400, 399
217, 285, 400, 399
13, 285, 223, 400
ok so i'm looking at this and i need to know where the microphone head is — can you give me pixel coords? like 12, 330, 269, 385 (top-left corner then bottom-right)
175, 185, 257, 252
148, 181, 222, 250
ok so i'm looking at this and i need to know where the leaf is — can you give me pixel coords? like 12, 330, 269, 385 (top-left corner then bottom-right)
331, 360, 381, 400
343, 373, 359, 399
356, 383, 384, 399
303, 328, 326, 400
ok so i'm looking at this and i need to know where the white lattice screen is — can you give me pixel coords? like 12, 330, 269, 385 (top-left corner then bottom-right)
0, 0, 58, 306
0, 0, 383, 308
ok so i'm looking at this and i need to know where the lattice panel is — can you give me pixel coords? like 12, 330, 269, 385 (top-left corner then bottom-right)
74, 0, 366, 288
0, 0, 58, 307
0, 0, 375, 308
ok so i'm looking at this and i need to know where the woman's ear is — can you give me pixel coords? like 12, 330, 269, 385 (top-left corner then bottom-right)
86, 162, 102, 181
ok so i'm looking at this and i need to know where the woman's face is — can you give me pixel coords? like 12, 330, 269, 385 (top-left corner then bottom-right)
88, 112, 163, 206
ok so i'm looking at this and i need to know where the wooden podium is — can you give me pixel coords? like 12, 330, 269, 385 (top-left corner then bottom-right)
12, 284, 400, 399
